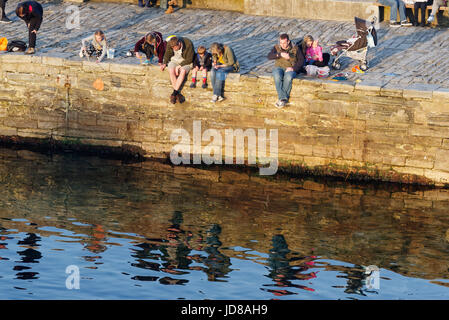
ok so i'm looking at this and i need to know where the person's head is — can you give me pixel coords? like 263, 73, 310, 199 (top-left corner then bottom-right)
145, 32, 157, 46
168, 36, 181, 51
15, 5, 25, 17
304, 35, 314, 48
95, 30, 105, 43
197, 45, 206, 57
279, 33, 290, 50
210, 42, 224, 56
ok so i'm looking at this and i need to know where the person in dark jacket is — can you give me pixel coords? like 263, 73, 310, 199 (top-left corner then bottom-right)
134, 31, 166, 65
15, 1, 43, 54
190, 45, 212, 89
161, 36, 195, 104
138, 0, 156, 7
0, 0, 12, 23
267, 33, 304, 108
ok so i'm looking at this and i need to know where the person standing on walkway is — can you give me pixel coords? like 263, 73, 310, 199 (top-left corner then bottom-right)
377, 0, 412, 27
0, 0, 12, 23
427, 0, 447, 23
161, 36, 195, 104
209, 42, 239, 103
15, 0, 43, 54
267, 33, 304, 108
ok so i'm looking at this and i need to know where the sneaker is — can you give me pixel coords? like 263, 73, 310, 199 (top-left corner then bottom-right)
201, 82, 207, 89
389, 21, 401, 27
177, 93, 185, 104
0, 16, 12, 24
211, 95, 218, 103
217, 96, 225, 102
190, 82, 196, 88
400, 20, 412, 27
427, 15, 434, 23
25, 47, 35, 55
170, 93, 177, 104
274, 100, 285, 108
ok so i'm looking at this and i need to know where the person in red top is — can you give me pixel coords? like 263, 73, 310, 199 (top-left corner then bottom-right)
15, 1, 43, 54
134, 32, 166, 65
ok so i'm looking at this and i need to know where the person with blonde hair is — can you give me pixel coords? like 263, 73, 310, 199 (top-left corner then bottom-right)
301, 35, 330, 68
209, 42, 239, 103
79, 30, 108, 63
134, 31, 166, 65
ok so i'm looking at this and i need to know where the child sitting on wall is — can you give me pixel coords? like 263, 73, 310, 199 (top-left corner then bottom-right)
301, 35, 330, 68
79, 30, 108, 63
190, 45, 212, 89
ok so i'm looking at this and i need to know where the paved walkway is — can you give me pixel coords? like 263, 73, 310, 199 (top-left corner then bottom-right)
1, 0, 449, 89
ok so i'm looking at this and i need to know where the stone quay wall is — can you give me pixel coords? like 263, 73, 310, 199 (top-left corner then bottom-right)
1, 54, 449, 186
84, 0, 381, 22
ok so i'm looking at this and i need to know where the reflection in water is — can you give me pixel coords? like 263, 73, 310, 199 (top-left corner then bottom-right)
16, 233, 42, 280
0, 148, 448, 299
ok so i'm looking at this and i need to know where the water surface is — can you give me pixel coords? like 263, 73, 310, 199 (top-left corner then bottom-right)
0, 147, 449, 299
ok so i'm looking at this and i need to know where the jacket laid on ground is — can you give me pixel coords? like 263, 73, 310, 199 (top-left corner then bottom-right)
212, 45, 239, 72
267, 42, 304, 73
193, 52, 212, 70
162, 37, 195, 66
134, 31, 166, 63
16, 1, 43, 23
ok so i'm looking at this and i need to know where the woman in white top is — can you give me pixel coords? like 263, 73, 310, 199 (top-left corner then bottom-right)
79, 30, 108, 62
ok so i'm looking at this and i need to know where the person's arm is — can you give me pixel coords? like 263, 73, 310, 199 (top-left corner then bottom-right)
223, 46, 235, 67
134, 37, 145, 54
162, 45, 173, 65
293, 46, 305, 73
81, 35, 94, 50
204, 53, 212, 70
314, 46, 323, 62
97, 41, 107, 62
180, 40, 194, 66
267, 46, 281, 60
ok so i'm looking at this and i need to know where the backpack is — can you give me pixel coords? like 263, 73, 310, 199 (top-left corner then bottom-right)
7, 40, 27, 52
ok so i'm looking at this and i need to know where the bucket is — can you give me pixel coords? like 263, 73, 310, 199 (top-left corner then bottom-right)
107, 48, 115, 59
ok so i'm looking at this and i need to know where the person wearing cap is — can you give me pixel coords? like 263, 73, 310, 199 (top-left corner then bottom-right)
161, 36, 195, 104
0, 0, 12, 23
15, 0, 43, 54
134, 31, 166, 65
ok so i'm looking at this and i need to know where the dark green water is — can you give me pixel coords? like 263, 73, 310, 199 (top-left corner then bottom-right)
0, 147, 449, 299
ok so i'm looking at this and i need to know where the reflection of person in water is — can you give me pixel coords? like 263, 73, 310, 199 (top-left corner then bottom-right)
16, 233, 42, 280
84, 224, 107, 254
265, 234, 317, 296
159, 211, 193, 280
202, 224, 232, 281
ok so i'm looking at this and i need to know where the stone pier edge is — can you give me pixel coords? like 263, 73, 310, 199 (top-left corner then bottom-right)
1, 54, 449, 187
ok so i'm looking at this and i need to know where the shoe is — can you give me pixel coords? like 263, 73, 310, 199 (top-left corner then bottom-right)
202, 82, 207, 89
389, 21, 401, 27
0, 16, 12, 24
427, 15, 434, 23
211, 95, 218, 103
281, 99, 288, 105
170, 93, 177, 104
190, 82, 196, 88
165, 6, 174, 14
79, 50, 84, 58
177, 93, 185, 104
420, 22, 426, 27
142, 59, 150, 65
274, 100, 285, 108
25, 47, 35, 55
400, 20, 412, 27
217, 96, 225, 102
